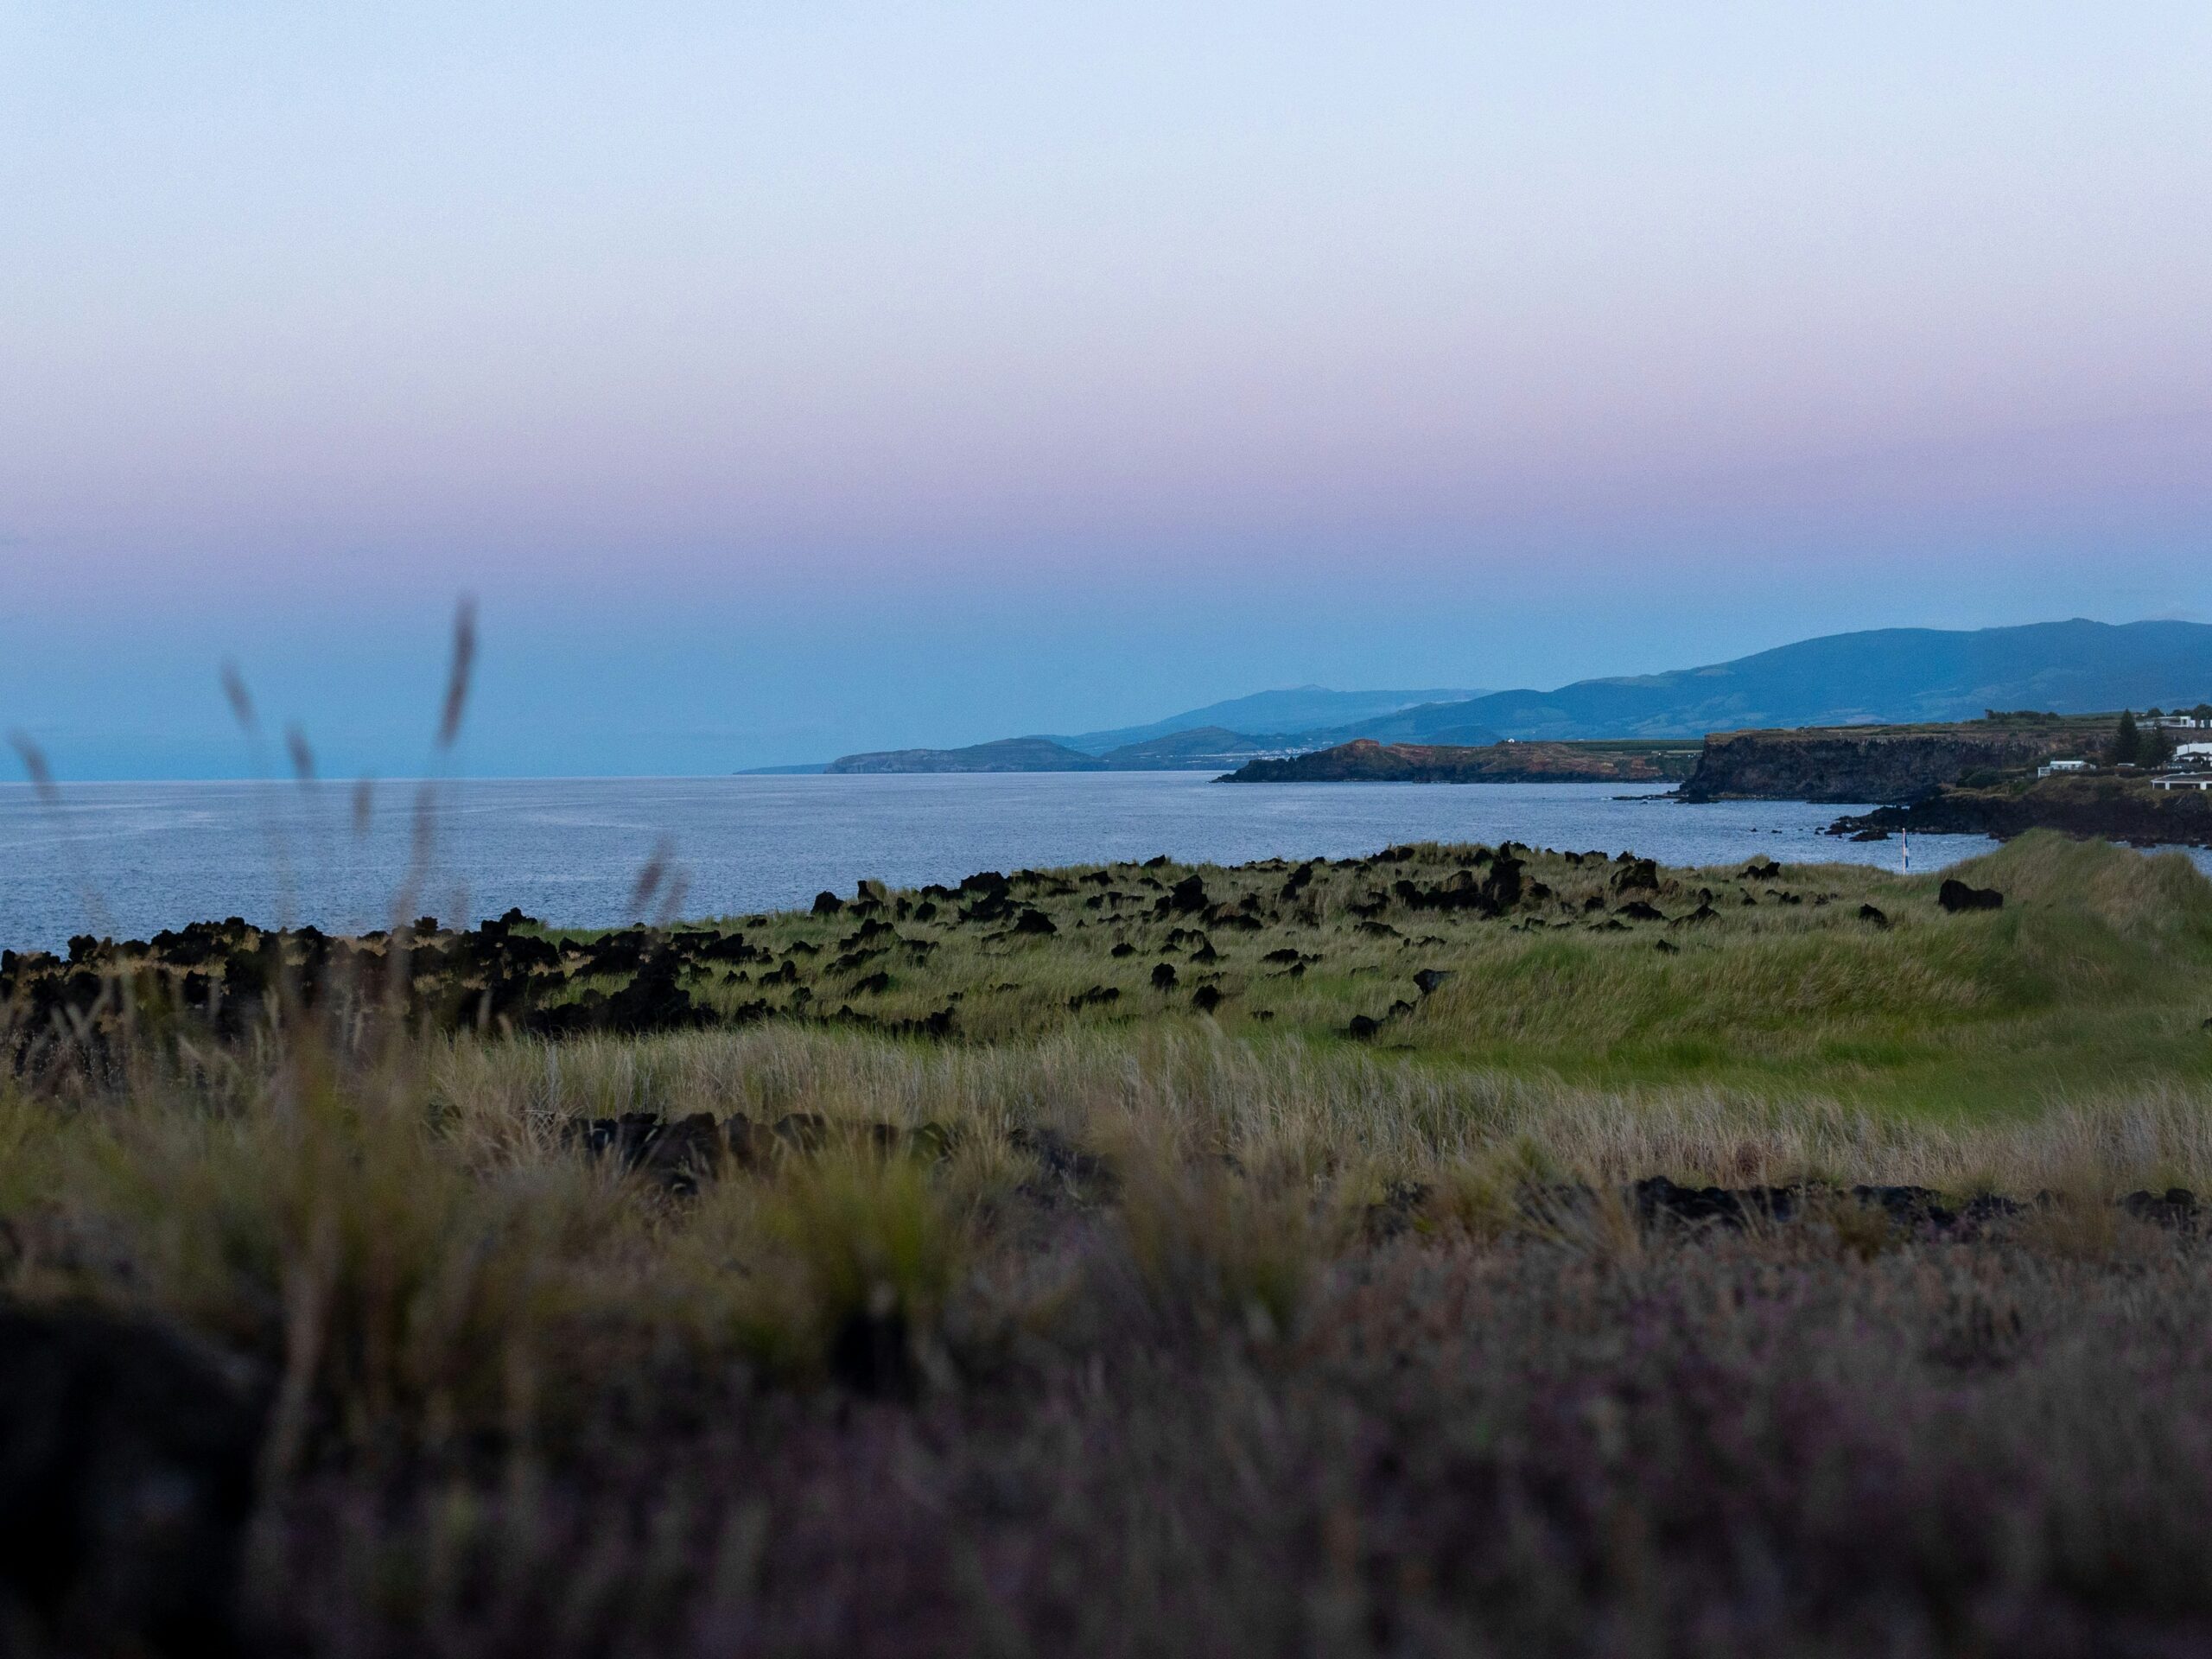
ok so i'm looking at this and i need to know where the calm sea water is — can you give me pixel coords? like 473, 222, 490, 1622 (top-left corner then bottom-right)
1, 770, 2171, 954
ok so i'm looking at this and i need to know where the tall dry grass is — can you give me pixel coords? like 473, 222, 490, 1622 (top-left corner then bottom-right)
9, 760, 2212, 1650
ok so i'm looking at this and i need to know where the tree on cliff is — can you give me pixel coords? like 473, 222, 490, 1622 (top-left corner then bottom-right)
2109, 710, 2141, 765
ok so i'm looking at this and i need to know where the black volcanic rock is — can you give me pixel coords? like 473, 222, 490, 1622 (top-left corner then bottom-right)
1939, 879, 2005, 913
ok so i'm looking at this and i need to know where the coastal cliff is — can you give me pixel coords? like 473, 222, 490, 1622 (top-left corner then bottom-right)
1677, 723, 2108, 804
1222, 738, 1699, 784
1828, 775, 2212, 849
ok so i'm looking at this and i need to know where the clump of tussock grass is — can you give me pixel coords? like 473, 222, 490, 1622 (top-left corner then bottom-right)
8, 1048, 629, 1468
750, 1150, 967, 1393
1951, 832, 2212, 944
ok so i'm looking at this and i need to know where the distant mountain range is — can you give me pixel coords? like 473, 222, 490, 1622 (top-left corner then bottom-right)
814, 620, 2212, 774
1046, 686, 1487, 755
826, 728, 1310, 775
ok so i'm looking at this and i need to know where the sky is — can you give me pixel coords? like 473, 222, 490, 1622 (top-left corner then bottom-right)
3, 1, 2209, 778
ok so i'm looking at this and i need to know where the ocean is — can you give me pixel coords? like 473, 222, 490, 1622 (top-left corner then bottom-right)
0, 770, 2126, 953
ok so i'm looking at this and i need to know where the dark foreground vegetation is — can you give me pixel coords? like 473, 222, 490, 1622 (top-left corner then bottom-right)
8, 832, 2212, 1656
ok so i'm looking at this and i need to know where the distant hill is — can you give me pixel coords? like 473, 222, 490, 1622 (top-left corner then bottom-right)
1052, 685, 1486, 755
1303, 620, 2212, 744
817, 620, 2212, 772
825, 727, 1304, 774
826, 737, 1106, 774
1094, 727, 1300, 767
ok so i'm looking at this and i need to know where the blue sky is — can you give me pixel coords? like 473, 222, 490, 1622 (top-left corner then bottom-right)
3, 3, 2209, 776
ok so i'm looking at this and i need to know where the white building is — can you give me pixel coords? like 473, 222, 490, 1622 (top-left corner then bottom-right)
2037, 759, 2091, 777
2175, 742, 2212, 763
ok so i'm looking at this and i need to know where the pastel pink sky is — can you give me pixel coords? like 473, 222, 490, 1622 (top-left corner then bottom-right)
3, 2, 2209, 773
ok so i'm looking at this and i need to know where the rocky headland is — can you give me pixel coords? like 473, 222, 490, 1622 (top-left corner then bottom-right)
826, 736, 1109, 773
1676, 720, 2110, 804
1828, 772, 2212, 849
1220, 738, 1699, 784
828, 727, 1302, 773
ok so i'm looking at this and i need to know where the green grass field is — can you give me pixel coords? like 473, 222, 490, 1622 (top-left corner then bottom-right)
7, 830, 2212, 1655
618, 830, 2212, 1118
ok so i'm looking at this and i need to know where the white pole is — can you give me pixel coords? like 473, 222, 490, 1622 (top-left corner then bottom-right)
1902, 826, 1910, 874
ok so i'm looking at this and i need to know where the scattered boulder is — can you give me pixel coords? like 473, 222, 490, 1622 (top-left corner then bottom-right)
1166, 875, 1210, 915
637, 1112, 725, 1193
1632, 1177, 1795, 1228
2121, 1187, 2201, 1228
773, 1112, 830, 1153
1631, 1178, 1960, 1231
567, 1110, 726, 1192
1858, 903, 1891, 928
1612, 857, 1661, 893
528, 953, 712, 1038
1851, 1184, 1956, 1227
1938, 879, 2005, 913
723, 1115, 765, 1168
